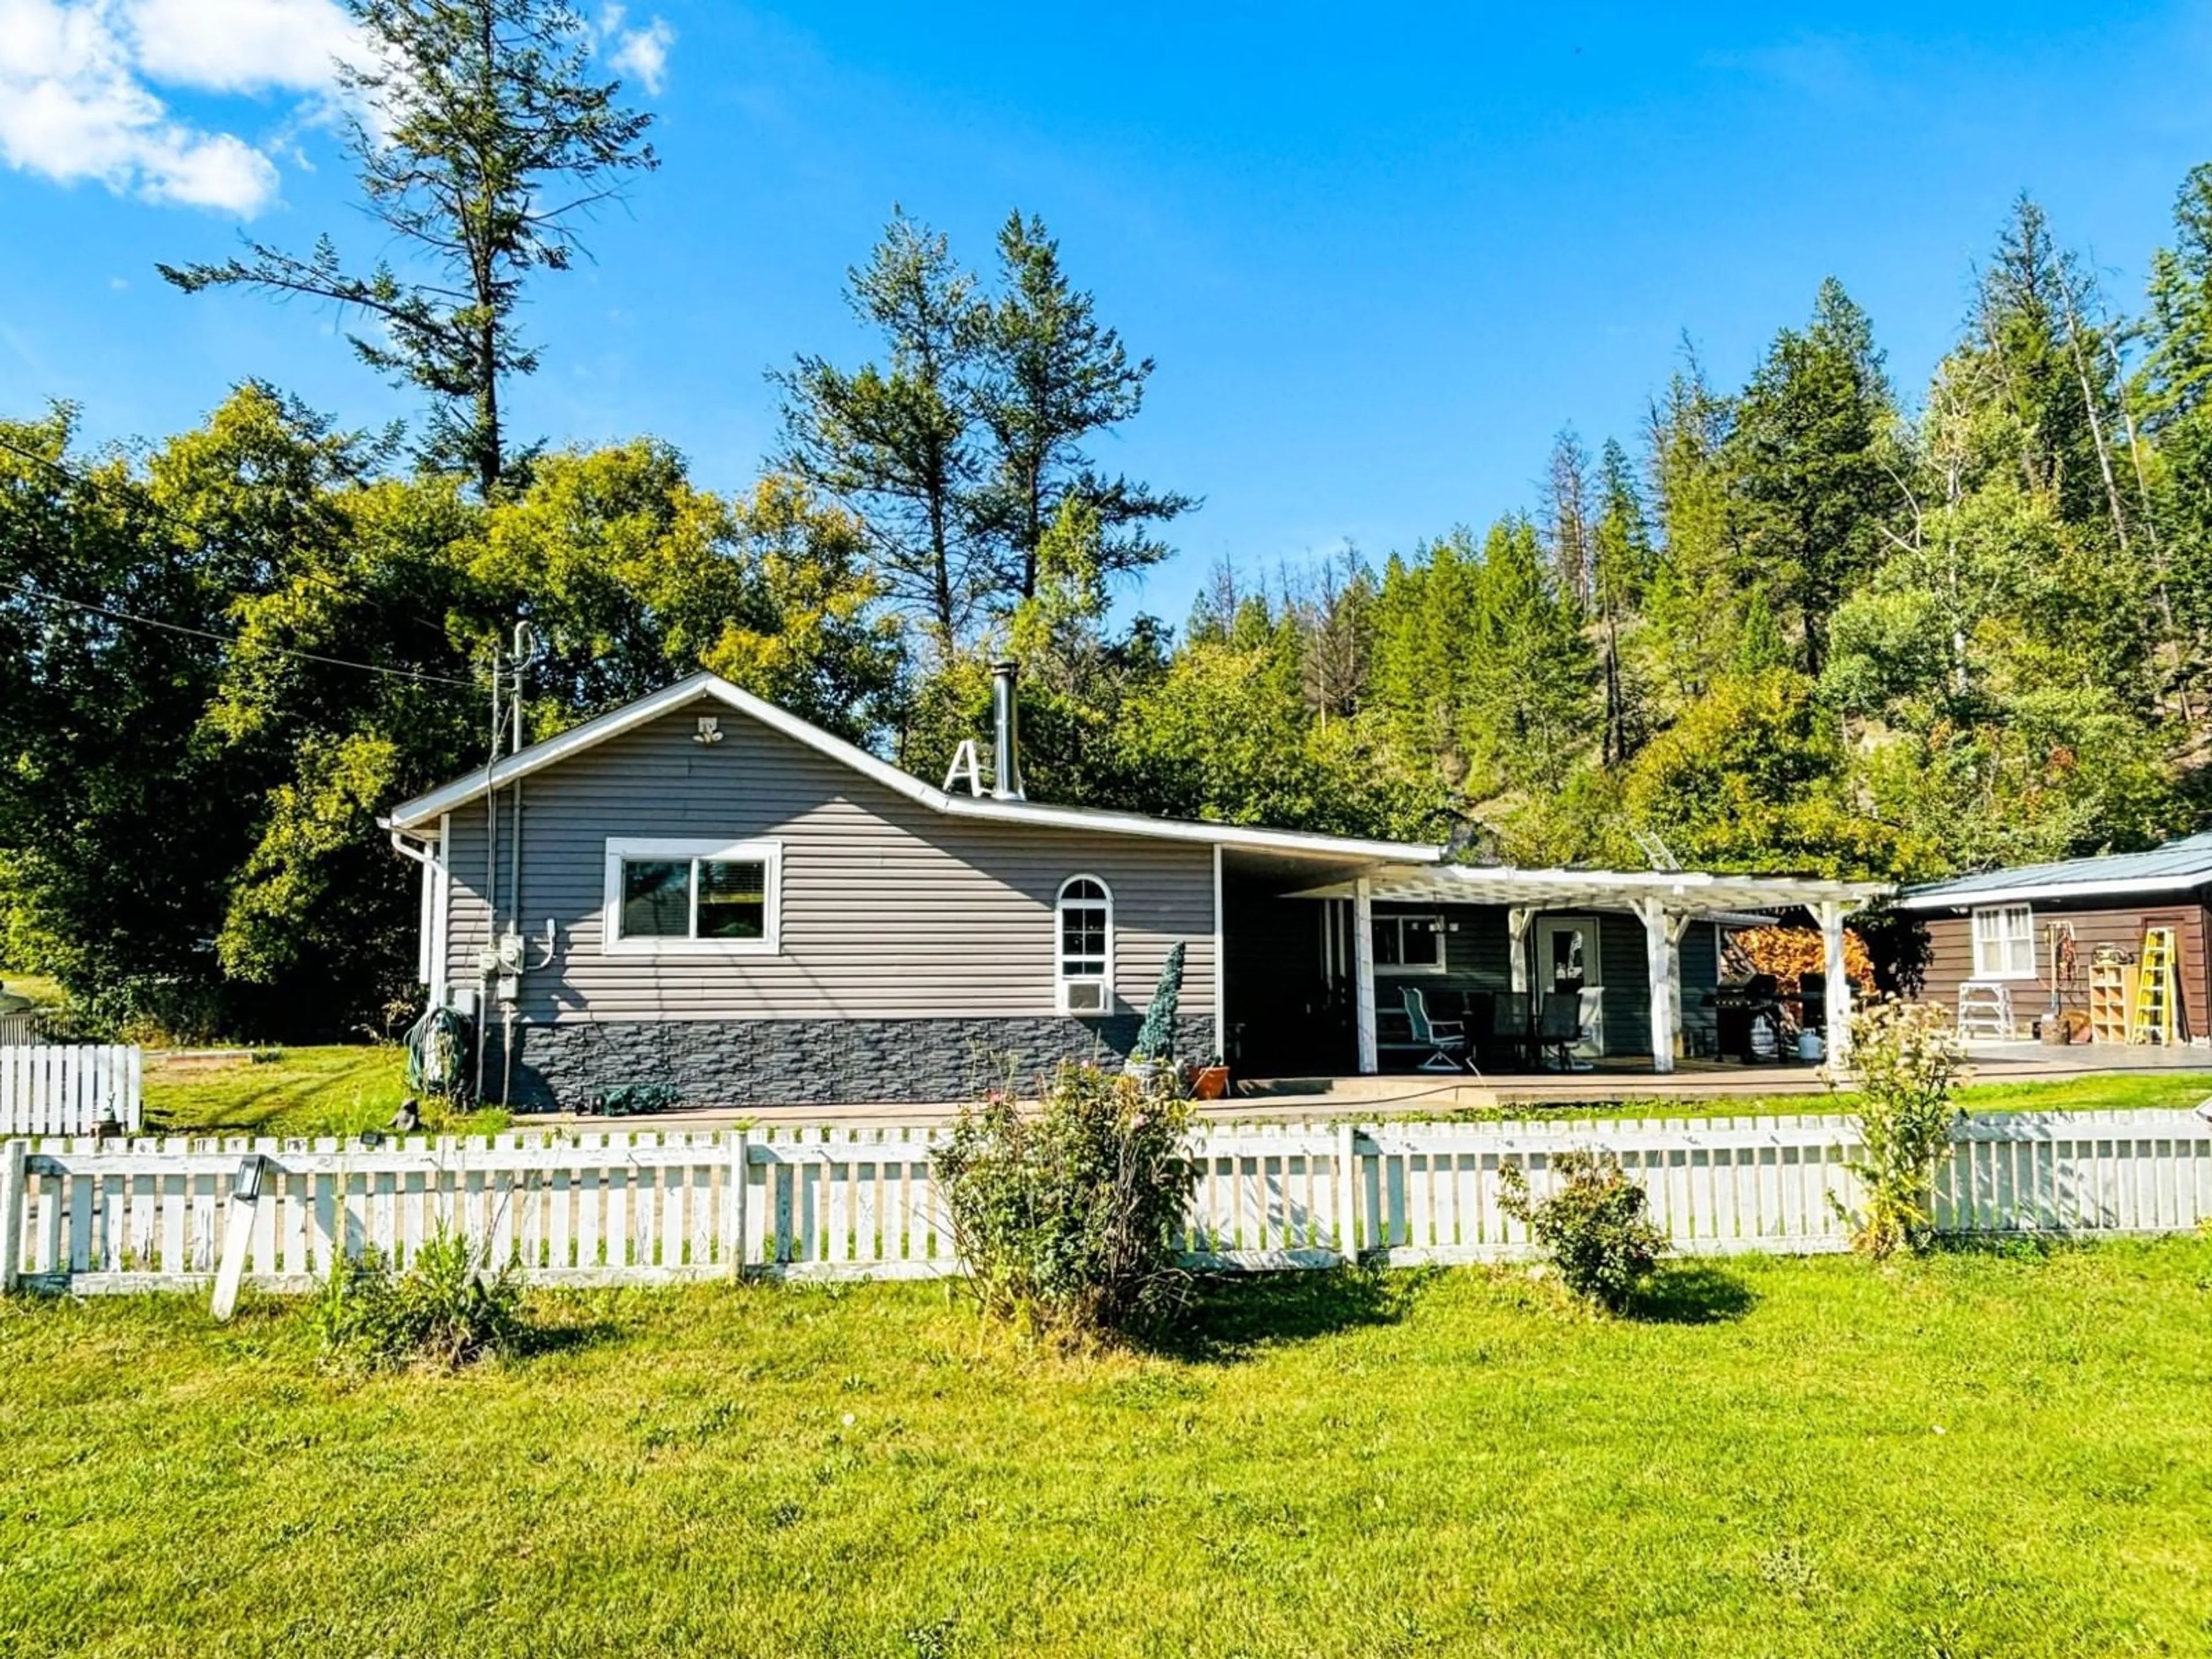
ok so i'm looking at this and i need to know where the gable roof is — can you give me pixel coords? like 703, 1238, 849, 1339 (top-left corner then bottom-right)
381, 670, 1444, 866
1895, 832, 2212, 911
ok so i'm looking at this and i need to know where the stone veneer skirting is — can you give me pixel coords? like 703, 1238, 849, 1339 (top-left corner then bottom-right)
500, 1014, 1219, 1111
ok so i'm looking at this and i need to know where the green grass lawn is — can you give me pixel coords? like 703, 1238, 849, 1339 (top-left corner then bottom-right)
1948, 1068, 2212, 1113
0, 972, 63, 1008
1478, 1068, 2212, 1124
139, 1043, 2212, 1139
2, 1240, 2208, 1657
142, 1045, 509, 1137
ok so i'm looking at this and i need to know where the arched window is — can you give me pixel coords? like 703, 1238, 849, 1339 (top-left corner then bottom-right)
1056, 876, 1112, 1013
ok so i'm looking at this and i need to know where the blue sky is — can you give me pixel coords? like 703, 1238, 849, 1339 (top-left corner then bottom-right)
6, 2, 2212, 628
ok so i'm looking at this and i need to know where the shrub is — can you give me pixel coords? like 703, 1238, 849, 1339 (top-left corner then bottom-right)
1838, 998, 1965, 1258
935, 1063, 1197, 1338
313, 1229, 525, 1370
1498, 1150, 1668, 1313
1129, 942, 1187, 1066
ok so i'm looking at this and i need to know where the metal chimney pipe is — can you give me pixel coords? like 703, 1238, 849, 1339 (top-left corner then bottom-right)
990, 659, 1025, 801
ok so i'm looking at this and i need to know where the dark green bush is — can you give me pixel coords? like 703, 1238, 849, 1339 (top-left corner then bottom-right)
1499, 1150, 1668, 1313
313, 1229, 525, 1370
935, 1063, 1197, 1338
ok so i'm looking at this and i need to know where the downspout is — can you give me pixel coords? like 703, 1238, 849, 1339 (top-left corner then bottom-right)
502, 623, 536, 1109
387, 825, 438, 1002
482, 668, 500, 1107
387, 824, 436, 870
482, 767, 498, 1106
505, 773, 521, 1108
503, 632, 531, 1109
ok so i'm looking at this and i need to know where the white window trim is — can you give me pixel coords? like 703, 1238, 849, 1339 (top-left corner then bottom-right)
602, 837, 782, 957
1372, 912, 1448, 976
1970, 903, 2036, 981
1056, 874, 1115, 1014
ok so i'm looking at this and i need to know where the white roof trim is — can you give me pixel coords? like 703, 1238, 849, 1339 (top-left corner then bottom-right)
1894, 872, 2212, 911
1291, 862, 1891, 914
382, 671, 1444, 864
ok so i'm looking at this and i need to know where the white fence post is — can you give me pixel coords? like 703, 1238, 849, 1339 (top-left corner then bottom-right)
0, 1138, 25, 1294
1335, 1122, 1360, 1259
726, 1129, 748, 1278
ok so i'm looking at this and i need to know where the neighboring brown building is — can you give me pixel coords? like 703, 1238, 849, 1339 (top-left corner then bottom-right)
1895, 834, 2212, 1042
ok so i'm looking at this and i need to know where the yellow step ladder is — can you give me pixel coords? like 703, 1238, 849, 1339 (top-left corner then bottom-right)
2130, 927, 2179, 1045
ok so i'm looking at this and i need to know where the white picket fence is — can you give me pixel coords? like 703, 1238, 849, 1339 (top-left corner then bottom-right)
3, 1109, 2209, 1295
0, 1045, 141, 1137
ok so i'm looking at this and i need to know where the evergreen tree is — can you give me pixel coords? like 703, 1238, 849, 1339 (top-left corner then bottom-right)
1288, 549, 1374, 722
1589, 438, 1652, 765
775, 213, 988, 654
972, 211, 1195, 601
1638, 359, 1740, 708
1540, 427, 1595, 612
1464, 516, 1596, 796
160, 0, 658, 499
2135, 164, 2212, 666
1727, 278, 1897, 675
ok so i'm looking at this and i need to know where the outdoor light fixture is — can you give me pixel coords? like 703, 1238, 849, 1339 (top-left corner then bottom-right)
233, 1154, 266, 1203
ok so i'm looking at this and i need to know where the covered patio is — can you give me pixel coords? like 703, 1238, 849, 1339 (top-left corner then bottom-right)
1221, 858, 1890, 1079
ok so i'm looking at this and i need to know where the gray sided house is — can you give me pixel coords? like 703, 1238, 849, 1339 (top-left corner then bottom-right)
382, 669, 1887, 1110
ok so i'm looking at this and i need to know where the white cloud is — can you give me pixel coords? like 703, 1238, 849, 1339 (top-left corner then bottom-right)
123, 0, 358, 93
0, 0, 355, 216
598, 5, 673, 96
0, 0, 666, 217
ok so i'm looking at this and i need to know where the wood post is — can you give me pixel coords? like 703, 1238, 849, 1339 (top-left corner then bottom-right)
1353, 877, 1377, 1076
726, 1130, 749, 1278
210, 1159, 264, 1323
1635, 899, 1680, 1075
0, 1139, 26, 1295
1666, 914, 1691, 1064
1818, 900, 1856, 1068
1507, 907, 1535, 996
1335, 1121, 1361, 1260
1211, 845, 1227, 1062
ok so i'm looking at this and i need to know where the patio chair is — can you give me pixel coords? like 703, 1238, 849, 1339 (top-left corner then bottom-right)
1396, 986, 1471, 1073
1537, 990, 1593, 1072
1485, 990, 1533, 1070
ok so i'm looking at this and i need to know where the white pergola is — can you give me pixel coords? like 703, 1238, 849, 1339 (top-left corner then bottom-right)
1293, 863, 1893, 1075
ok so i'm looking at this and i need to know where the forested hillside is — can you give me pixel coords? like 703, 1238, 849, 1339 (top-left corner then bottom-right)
7, 21, 2212, 1041
903, 187, 2212, 887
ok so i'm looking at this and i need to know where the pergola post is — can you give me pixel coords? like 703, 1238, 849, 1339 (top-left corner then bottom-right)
1817, 899, 1857, 1067
1507, 906, 1535, 995
1353, 876, 1378, 1075
1666, 912, 1690, 1065
1634, 897, 1680, 1075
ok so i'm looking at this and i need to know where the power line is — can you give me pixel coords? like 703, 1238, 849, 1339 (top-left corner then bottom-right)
0, 431, 453, 638
0, 575, 476, 687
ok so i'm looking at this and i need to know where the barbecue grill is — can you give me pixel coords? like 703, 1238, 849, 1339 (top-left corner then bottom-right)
1710, 974, 1786, 1063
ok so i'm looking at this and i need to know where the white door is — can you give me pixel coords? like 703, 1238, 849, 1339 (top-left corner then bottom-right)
1533, 915, 1605, 1057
